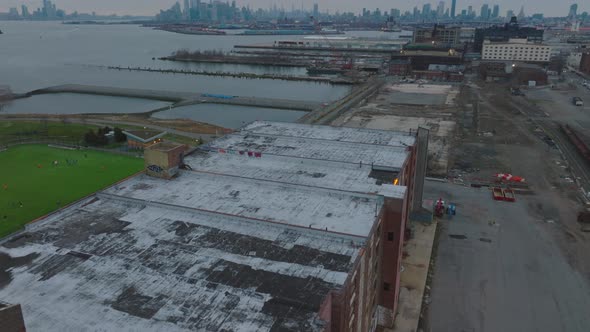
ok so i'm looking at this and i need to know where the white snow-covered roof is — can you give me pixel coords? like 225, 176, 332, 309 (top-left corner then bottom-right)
104, 171, 382, 237
207, 133, 409, 170
0, 121, 413, 331
241, 121, 416, 147
0, 197, 358, 332
184, 151, 407, 199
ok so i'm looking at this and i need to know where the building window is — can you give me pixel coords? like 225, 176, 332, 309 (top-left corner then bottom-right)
384, 283, 391, 291
388, 232, 394, 241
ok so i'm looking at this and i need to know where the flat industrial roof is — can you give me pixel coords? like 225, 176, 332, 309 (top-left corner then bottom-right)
0, 197, 358, 331
204, 121, 414, 170
0, 121, 413, 331
148, 142, 185, 152
207, 134, 408, 170
104, 171, 382, 238
241, 121, 416, 147
184, 151, 407, 199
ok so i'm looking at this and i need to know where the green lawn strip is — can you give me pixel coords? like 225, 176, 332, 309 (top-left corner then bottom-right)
1, 120, 201, 148
0, 121, 99, 144
0, 144, 143, 238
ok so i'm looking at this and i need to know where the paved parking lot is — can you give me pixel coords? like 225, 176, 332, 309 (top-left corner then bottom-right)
425, 181, 590, 332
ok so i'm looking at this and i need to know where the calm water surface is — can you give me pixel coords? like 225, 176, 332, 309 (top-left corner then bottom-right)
0, 21, 366, 123
0, 94, 170, 114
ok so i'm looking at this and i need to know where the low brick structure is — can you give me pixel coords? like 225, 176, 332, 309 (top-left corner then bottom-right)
144, 142, 188, 179
581, 53, 590, 75
0, 302, 26, 332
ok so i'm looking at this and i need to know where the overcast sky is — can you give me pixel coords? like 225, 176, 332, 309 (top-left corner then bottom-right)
1, 1, 587, 17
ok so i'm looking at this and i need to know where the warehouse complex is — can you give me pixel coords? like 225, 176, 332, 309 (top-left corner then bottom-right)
0, 121, 428, 331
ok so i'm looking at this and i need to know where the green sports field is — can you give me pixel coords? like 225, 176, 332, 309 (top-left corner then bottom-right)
0, 145, 143, 238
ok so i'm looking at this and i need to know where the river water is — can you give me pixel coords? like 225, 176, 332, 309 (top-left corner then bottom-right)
0, 22, 391, 125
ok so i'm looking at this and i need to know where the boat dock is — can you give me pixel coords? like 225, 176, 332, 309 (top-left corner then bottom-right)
24, 84, 322, 112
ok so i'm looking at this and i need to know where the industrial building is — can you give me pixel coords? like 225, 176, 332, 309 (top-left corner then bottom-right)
0, 121, 428, 331
413, 25, 462, 46
390, 46, 464, 81
474, 17, 544, 52
478, 61, 548, 85
482, 38, 552, 63
123, 129, 167, 149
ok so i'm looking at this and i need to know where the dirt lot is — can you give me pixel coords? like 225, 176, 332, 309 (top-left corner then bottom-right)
447, 75, 590, 282
333, 83, 459, 176
335, 74, 590, 331
416, 73, 590, 332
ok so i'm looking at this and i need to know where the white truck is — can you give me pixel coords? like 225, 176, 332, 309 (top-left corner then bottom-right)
573, 97, 584, 106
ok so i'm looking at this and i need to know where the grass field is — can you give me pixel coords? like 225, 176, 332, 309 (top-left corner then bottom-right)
0, 121, 99, 145
0, 144, 143, 238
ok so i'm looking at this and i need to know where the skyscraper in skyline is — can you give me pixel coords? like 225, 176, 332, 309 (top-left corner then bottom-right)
480, 4, 489, 20
21, 4, 29, 18
451, 0, 457, 18
436, 1, 445, 17
313, 3, 318, 18
569, 4, 578, 18
492, 5, 500, 18
183, 0, 190, 19
517, 5, 525, 20
422, 3, 431, 18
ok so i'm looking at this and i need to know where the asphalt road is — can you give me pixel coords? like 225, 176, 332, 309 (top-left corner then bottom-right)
426, 181, 590, 332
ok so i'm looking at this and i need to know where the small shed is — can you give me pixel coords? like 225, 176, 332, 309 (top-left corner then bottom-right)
123, 130, 167, 149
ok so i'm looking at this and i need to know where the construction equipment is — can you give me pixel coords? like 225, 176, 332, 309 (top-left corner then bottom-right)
492, 187, 504, 201
502, 188, 516, 202
495, 173, 526, 183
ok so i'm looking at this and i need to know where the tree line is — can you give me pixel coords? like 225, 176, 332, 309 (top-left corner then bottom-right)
84, 126, 126, 146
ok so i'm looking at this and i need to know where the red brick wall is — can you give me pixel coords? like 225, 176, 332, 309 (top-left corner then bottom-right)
580, 53, 590, 75
323, 212, 387, 332
330, 291, 344, 331
167, 145, 188, 168
379, 195, 408, 314
0, 304, 27, 332
401, 145, 417, 221
389, 63, 411, 75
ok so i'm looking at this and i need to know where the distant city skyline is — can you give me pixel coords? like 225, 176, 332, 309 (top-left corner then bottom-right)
0, 0, 588, 17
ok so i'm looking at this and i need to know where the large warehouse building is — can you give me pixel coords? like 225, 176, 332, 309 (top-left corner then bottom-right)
0, 121, 428, 331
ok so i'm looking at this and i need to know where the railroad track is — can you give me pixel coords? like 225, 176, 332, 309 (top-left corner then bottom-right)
539, 119, 590, 196
501, 91, 590, 197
